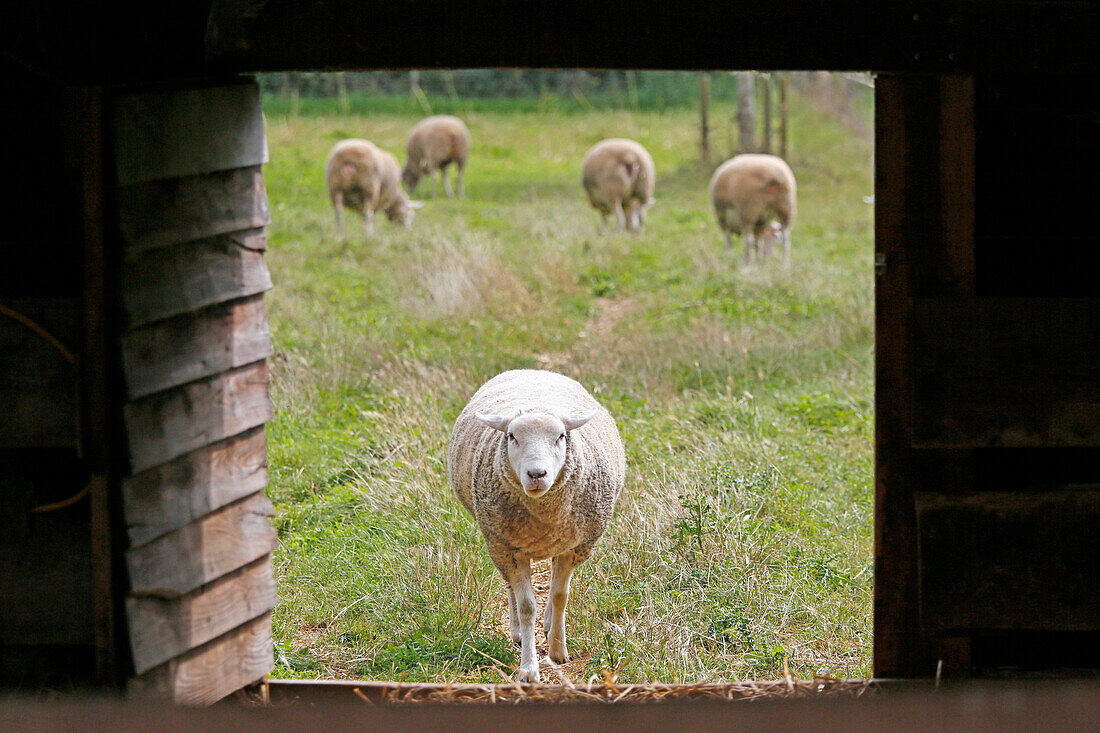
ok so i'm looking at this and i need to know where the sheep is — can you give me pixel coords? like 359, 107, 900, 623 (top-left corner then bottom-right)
581, 138, 656, 233
447, 369, 626, 683
709, 153, 797, 266
325, 138, 424, 239
402, 115, 471, 197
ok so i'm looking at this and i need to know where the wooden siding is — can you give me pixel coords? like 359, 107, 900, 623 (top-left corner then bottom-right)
114, 80, 277, 704
121, 229, 270, 329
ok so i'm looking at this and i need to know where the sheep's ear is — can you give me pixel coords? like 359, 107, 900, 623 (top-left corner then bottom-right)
408, 200, 425, 209
475, 412, 511, 432
561, 408, 598, 432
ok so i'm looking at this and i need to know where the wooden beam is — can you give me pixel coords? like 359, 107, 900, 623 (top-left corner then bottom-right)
873, 74, 921, 679
113, 82, 267, 186
117, 166, 271, 253
125, 491, 276, 597
126, 557, 277, 674
913, 298, 1100, 448
121, 229, 270, 329
123, 360, 272, 474
121, 427, 268, 546
121, 295, 273, 399
916, 490, 1100, 632
129, 611, 273, 706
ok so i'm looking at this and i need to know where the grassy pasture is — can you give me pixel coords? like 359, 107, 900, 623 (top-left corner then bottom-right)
262, 88, 875, 684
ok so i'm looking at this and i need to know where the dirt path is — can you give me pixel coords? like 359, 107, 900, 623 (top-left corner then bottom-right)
535, 296, 637, 372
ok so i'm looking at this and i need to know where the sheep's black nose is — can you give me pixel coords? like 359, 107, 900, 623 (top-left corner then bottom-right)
527, 469, 547, 479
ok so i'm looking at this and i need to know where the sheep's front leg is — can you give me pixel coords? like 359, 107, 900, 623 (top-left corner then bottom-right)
455, 163, 465, 198
543, 552, 581, 664
362, 207, 375, 236
781, 228, 792, 267
497, 555, 539, 682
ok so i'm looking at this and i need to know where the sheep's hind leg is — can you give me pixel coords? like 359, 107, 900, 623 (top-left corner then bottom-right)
741, 226, 757, 266
332, 192, 345, 240
613, 200, 627, 232
507, 587, 521, 645
440, 166, 454, 197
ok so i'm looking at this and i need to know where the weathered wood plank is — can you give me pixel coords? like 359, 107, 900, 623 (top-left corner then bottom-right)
916, 489, 1100, 632
0, 298, 79, 448
113, 82, 267, 186
0, 464, 93, 645
913, 298, 1100, 377
117, 166, 271, 254
122, 427, 268, 546
126, 558, 277, 674
121, 295, 273, 399
130, 612, 273, 706
121, 229, 270, 328
914, 377, 1100, 448
913, 298, 1100, 447
125, 492, 276, 596
123, 360, 272, 474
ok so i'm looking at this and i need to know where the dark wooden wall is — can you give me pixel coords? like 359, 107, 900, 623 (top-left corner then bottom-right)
0, 82, 113, 686
875, 72, 1100, 677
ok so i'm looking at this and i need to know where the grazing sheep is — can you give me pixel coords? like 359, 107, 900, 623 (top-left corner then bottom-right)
325, 139, 424, 239
581, 138, 656, 232
709, 153, 797, 265
447, 369, 626, 683
402, 115, 471, 197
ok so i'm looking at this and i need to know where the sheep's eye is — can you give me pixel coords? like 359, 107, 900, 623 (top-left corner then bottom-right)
507, 433, 516, 443
557, 433, 566, 442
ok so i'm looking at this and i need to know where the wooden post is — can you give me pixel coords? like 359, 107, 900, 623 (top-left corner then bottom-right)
337, 72, 349, 115
762, 74, 773, 154
699, 73, 710, 166
71, 84, 119, 683
779, 74, 789, 159
735, 71, 757, 153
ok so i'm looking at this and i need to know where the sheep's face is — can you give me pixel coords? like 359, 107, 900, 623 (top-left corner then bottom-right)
401, 162, 421, 191
389, 200, 422, 227
475, 409, 597, 497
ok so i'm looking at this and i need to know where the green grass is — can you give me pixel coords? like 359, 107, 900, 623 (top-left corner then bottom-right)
262, 88, 875, 683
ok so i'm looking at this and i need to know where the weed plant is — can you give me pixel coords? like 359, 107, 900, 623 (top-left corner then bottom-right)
262, 84, 874, 683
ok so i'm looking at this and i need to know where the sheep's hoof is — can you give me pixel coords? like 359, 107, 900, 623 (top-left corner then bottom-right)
517, 664, 540, 683
549, 651, 570, 665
